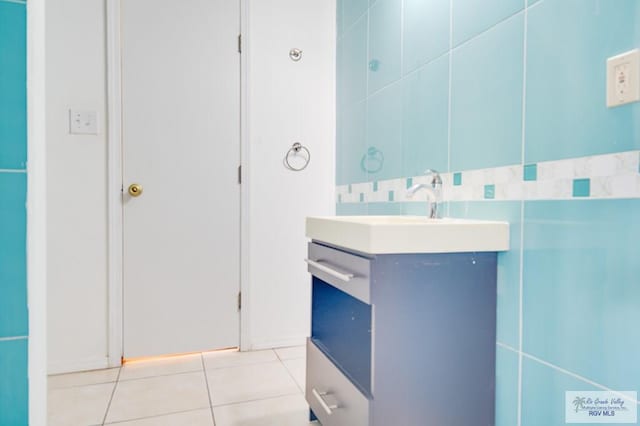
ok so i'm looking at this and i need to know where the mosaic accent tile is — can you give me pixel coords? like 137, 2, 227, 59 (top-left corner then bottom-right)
336, 150, 640, 204
523, 164, 537, 181
572, 178, 590, 197
484, 184, 496, 199
406, 177, 413, 189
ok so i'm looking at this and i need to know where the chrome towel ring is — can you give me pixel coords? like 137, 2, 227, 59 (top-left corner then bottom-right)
284, 142, 311, 171
361, 146, 384, 173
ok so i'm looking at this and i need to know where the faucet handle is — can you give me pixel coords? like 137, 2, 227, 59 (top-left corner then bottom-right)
424, 169, 442, 186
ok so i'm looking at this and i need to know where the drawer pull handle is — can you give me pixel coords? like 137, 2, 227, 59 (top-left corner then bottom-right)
304, 259, 354, 282
312, 388, 339, 415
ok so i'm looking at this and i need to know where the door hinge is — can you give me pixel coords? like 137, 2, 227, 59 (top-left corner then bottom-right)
238, 165, 242, 184
237, 34, 242, 53
237, 292, 242, 310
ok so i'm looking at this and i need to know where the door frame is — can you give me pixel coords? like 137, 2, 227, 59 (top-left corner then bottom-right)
27, 0, 48, 422
105, 0, 251, 366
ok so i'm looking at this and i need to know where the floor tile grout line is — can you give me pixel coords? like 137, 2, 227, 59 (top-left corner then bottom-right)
48, 379, 119, 391
201, 353, 218, 426
101, 364, 123, 425
102, 406, 213, 425
280, 358, 305, 394
118, 367, 205, 382
204, 358, 286, 372
210, 390, 303, 409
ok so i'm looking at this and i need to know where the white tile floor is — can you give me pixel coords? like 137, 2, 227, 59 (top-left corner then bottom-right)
48, 347, 312, 426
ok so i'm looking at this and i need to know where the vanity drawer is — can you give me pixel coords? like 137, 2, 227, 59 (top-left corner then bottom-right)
306, 242, 371, 304
306, 339, 370, 426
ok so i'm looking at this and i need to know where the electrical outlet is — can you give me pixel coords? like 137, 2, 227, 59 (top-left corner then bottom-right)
69, 109, 98, 135
607, 49, 640, 107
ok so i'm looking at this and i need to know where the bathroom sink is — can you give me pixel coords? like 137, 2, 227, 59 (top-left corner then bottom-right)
306, 216, 509, 254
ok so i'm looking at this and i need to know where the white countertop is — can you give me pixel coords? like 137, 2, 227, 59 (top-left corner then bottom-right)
306, 216, 510, 254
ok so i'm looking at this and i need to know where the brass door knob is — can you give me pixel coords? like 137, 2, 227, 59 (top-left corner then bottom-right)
128, 183, 143, 197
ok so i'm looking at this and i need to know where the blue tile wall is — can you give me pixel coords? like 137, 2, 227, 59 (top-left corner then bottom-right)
366, 82, 402, 181
450, 13, 524, 171
402, 0, 449, 74
0, 173, 28, 338
495, 346, 519, 426
449, 201, 522, 349
0, 1, 27, 170
523, 200, 640, 392
368, 0, 401, 94
521, 356, 600, 426
452, 0, 523, 47
338, 15, 367, 107
0, 339, 28, 426
336, 1, 640, 423
0, 0, 29, 423
402, 55, 449, 177
526, 0, 640, 163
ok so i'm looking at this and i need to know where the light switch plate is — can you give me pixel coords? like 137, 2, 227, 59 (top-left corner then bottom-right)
69, 109, 98, 134
607, 49, 640, 107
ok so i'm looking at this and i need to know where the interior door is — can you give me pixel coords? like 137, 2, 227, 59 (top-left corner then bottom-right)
121, 0, 240, 358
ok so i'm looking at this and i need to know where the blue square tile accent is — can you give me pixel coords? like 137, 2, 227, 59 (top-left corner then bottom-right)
373, 181, 378, 192
572, 178, 590, 197
388, 190, 394, 201
453, 172, 462, 186
402, 0, 450, 74
523, 200, 640, 391
450, 14, 524, 171
367, 83, 403, 180
359, 193, 365, 202
0, 173, 28, 338
452, 0, 523, 47
401, 55, 449, 177
368, 0, 402, 93
0, 338, 28, 426
405, 177, 413, 189
0, 1, 27, 170
523, 164, 537, 181
525, 0, 640, 163
484, 184, 495, 199
449, 201, 522, 347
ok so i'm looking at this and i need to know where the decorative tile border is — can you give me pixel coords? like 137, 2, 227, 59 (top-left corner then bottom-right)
337, 150, 640, 203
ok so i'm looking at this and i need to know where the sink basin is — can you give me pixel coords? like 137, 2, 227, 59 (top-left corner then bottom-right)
306, 216, 509, 254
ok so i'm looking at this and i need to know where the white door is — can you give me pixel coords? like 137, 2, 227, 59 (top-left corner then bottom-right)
121, 0, 240, 358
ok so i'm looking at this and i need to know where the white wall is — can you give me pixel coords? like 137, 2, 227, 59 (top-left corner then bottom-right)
46, 0, 335, 372
46, 0, 109, 373
245, 0, 336, 349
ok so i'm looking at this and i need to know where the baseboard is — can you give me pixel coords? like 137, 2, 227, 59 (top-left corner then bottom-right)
249, 336, 307, 351
48, 356, 110, 375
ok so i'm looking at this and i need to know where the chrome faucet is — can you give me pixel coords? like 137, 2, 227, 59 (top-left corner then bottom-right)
406, 169, 442, 219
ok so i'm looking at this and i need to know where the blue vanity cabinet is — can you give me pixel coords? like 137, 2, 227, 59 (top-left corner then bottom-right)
305, 241, 497, 426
